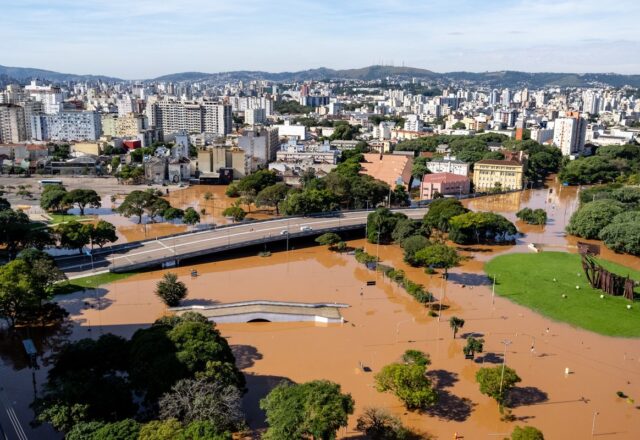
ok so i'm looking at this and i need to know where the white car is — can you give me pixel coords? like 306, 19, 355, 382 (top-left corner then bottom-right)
300, 226, 313, 232
280, 230, 289, 235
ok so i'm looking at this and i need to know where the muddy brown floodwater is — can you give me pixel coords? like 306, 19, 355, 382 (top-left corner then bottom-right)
1, 177, 639, 439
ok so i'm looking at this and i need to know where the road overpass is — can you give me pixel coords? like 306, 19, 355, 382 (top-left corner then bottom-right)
55, 208, 428, 278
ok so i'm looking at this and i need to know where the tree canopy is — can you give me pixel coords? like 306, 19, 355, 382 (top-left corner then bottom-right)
448, 212, 517, 244
260, 380, 354, 440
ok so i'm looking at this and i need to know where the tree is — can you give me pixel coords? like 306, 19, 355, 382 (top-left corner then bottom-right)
315, 232, 342, 248
117, 190, 155, 223
88, 220, 117, 249
17, 249, 66, 304
279, 189, 340, 215
516, 208, 547, 225
235, 170, 278, 194
599, 212, 640, 255
400, 235, 430, 266
180, 421, 232, 440
64, 189, 101, 215
158, 378, 244, 432
222, 205, 246, 222
0, 209, 54, 259
0, 197, 9, 211
448, 212, 517, 244
449, 316, 465, 338
183, 207, 201, 226
56, 220, 91, 253
414, 243, 460, 276
147, 198, 171, 222
476, 366, 521, 405
90, 419, 141, 440
463, 337, 485, 359
0, 259, 35, 327
391, 218, 419, 243
40, 184, 69, 212
511, 426, 544, 440
391, 185, 410, 207
355, 407, 412, 440
423, 198, 468, 232
375, 352, 438, 410
260, 380, 354, 440
155, 272, 188, 307
367, 208, 406, 244
566, 199, 624, 239
411, 156, 430, 182
256, 183, 289, 215
139, 419, 183, 440
559, 156, 620, 185
402, 349, 431, 367
163, 207, 184, 221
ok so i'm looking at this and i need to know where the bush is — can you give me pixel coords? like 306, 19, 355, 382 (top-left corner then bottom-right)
516, 208, 547, 225
511, 425, 544, 440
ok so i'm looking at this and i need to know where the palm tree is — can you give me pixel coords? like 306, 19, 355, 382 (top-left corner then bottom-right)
155, 272, 188, 307
449, 316, 465, 338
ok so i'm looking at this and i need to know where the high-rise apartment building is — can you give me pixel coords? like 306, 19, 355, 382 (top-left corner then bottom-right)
0, 104, 27, 143
553, 116, 587, 156
152, 101, 232, 137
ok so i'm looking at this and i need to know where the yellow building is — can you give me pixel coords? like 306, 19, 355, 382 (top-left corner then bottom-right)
473, 159, 524, 191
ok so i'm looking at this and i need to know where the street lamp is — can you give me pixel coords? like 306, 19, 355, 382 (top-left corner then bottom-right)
499, 339, 513, 396
591, 410, 599, 437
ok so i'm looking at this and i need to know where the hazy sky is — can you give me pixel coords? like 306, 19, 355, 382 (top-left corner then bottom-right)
2, 0, 639, 79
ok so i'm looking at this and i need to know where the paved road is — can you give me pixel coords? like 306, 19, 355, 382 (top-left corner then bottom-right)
56, 208, 428, 278
0, 383, 28, 440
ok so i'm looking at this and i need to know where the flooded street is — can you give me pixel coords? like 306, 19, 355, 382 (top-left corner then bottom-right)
2, 178, 640, 439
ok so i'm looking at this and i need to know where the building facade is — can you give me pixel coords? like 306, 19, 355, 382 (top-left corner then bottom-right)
426, 157, 469, 176
420, 172, 470, 199
32, 111, 101, 142
472, 159, 524, 191
0, 104, 27, 143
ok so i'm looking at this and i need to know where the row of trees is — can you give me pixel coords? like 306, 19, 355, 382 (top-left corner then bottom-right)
117, 189, 200, 225
566, 185, 640, 255
224, 156, 410, 218
40, 185, 101, 215
34, 312, 245, 438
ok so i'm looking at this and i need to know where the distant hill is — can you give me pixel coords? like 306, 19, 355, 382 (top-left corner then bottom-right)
1, 64, 639, 88
0, 65, 121, 83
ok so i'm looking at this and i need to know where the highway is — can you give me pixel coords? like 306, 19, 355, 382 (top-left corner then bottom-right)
56, 208, 428, 278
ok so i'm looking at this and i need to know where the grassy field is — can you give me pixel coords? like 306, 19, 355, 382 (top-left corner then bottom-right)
485, 252, 640, 337
48, 213, 92, 224
53, 272, 137, 296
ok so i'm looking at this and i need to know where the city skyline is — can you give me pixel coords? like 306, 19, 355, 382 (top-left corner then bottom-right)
1, 0, 639, 79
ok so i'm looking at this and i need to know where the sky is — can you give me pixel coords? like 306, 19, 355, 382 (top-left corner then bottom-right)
1, 0, 639, 79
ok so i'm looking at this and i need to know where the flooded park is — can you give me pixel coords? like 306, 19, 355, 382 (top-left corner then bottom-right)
1, 178, 640, 438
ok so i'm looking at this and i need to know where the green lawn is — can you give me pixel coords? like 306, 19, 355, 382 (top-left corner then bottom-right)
53, 272, 137, 296
48, 213, 92, 224
485, 252, 640, 337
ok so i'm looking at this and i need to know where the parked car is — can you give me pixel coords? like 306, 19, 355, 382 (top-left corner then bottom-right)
300, 226, 313, 232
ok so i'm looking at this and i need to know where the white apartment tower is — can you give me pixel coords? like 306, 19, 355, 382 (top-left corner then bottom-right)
553, 116, 587, 156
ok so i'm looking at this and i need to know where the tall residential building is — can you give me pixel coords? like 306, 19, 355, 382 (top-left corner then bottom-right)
152, 101, 231, 137
245, 108, 266, 125
553, 116, 587, 156
403, 114, 424, 132
0, 104, 27, 143
32, 111, 101, 141
202, 102, 232, 135
24, 81, 63, 114
237, 127, 280, 170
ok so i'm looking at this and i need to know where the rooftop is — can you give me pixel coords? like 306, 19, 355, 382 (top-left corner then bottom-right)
475, 159, 523, 167
422, 172, 470, 183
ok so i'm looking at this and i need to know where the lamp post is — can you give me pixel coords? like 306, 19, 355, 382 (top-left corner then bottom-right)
499, 339, 512, 396
591, 411, 599, 437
